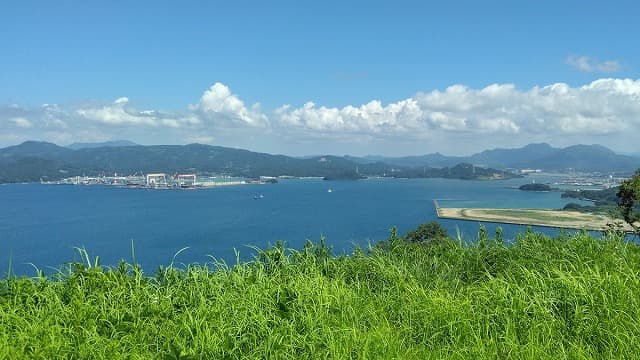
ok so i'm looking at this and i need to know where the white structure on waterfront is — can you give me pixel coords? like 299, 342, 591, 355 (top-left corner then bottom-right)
146, 173, 167, 187
176, 174, 197, 187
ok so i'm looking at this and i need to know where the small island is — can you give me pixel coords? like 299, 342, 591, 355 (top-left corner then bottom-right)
519, 183, 551, 191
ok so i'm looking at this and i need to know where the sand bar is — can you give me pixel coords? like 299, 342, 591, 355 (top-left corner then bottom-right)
436, 206, 634, 232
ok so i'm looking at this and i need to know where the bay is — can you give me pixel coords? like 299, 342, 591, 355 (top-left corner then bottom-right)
0, 178, 592, 276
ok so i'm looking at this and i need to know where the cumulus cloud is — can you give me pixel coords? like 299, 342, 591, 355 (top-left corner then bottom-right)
276, 98, 425, 135
76, 98, 176, 127
2, 79, 640, 155
0, 82, 268, 148
190, 82, 268, 127
566, 55, 621, 73
275, 79, 640, 138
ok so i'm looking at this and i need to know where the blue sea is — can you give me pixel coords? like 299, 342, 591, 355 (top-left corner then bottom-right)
0, 177, 594, 276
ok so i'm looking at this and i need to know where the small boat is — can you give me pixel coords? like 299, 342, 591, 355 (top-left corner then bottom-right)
327, 189, 333, 193
253, 194, 264, 199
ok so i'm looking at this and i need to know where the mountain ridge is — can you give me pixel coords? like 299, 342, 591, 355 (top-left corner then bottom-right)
66, 140, 139, 150
351, 143, 640, 172
0, 141, 513, 183
1, 141, 637, 183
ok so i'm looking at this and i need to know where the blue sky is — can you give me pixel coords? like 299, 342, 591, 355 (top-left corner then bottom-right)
1, 0, 639, 155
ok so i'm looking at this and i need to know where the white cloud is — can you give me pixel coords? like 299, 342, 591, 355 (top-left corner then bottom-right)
76, 98, 159, 126
9, 117, 33, 128
76, 98, 189, 127
276, 98, 424, 134
566, 55, 621, 73
2, 79, 640, 155
191, 82, 268, 127
0, 82, 270, 149
275, 79, 640, 138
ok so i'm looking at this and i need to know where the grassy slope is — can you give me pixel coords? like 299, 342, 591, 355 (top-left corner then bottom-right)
1, 231, 640, 359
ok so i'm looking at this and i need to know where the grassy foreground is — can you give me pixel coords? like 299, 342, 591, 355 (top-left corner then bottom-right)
2, 230, 640, 359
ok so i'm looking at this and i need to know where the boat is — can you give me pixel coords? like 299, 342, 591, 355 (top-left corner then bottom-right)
327, 189, 333, 193
253, 194, 264, 199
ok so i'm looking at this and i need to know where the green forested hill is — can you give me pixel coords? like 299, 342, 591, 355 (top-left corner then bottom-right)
352, 143, 640, 172
516, 144, 640, 172
562, 186, 621, 205
3, 140, 636, 183
0, 141, 514, 182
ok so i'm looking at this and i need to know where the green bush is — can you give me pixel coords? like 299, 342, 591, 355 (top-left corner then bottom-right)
404, 221, 449, 244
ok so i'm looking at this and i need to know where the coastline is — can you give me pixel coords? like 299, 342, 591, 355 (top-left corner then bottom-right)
435, 204, 633, 233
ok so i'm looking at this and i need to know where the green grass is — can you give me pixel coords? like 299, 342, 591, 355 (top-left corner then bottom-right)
2, 230, 640, 359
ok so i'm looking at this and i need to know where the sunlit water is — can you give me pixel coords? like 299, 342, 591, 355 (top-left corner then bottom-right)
0, 178, 595, 275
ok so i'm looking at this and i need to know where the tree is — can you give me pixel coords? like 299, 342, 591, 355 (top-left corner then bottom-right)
617, 169, 640, 234
405, 221, 449, 243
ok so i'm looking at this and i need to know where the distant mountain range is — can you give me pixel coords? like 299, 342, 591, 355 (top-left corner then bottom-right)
66, 140, 139, 150
0, 141, 512, 183
350, 143, 640, 173
0, 141, 637, 183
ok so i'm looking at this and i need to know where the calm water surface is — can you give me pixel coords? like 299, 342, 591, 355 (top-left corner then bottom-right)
0, 178, 592, 275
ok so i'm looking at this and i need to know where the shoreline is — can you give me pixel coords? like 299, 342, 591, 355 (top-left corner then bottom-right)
435, 204, 633, 233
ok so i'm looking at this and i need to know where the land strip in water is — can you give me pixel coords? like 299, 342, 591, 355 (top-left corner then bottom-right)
435, 203, 632, 232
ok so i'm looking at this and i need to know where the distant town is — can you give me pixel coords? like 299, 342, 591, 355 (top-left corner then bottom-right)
2, 141, 639, 185
42, 173, 280, 189
522, 170, 627, 189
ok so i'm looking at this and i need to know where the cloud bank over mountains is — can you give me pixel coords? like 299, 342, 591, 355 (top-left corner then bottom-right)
2, 79, 640, 155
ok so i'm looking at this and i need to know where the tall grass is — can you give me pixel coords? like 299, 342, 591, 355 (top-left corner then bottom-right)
1, 230, 640, 359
